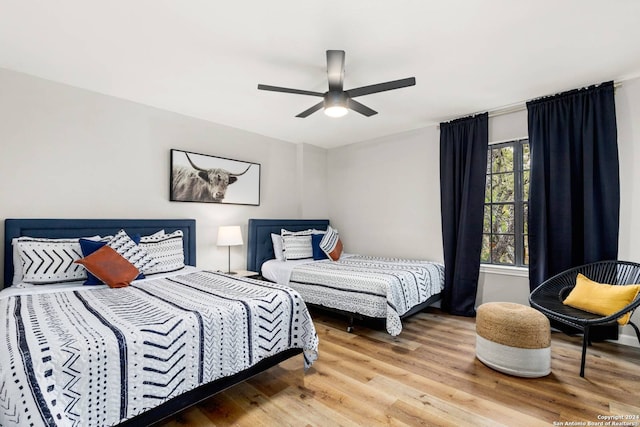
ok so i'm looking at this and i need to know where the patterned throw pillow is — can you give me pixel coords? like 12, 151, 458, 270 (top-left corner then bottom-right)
17, 238, 88, 284
139, 230, 185, 274
281, 229, 313, 261
107, 229, 159, 273
143, 229, 165, 239
319, 226, 343, 261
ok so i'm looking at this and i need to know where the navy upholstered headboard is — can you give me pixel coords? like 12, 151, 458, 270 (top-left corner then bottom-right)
247, 218, 330, 273
4, 218, 196, 287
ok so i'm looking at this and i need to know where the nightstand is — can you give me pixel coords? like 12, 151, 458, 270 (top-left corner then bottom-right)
233, 270, 261, 279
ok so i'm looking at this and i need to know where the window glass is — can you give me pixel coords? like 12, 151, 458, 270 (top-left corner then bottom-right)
491, 235, 515, 265
482, 139, 529, 267
491, 174, 514, 202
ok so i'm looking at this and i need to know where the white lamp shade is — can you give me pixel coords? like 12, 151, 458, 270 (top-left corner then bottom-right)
217, 226, 243, 246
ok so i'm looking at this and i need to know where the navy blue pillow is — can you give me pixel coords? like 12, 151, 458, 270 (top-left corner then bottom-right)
311, 233, 328, 260
79, 234, 144, 285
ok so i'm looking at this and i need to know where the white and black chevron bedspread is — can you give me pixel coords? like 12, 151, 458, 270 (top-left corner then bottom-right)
0, 271, 318, 427
288, 255, 445, 335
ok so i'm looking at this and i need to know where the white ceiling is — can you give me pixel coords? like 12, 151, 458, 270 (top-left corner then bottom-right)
2, 1, 640, 149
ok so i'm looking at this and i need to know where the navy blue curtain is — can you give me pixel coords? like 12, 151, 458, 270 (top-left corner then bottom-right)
527, 81, 619, 292
440, 113, 488, 316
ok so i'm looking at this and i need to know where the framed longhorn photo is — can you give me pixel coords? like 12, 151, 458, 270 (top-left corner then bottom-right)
170, 149, 261, 206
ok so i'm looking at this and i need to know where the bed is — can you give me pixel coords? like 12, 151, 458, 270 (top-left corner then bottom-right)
247, 218, 444, 336
1, 218, 318, 427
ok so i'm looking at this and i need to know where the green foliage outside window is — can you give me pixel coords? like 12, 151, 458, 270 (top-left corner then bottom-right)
481, 139, 529, 266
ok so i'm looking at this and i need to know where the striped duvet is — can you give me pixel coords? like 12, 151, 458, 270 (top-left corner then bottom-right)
0, 271, 318, 426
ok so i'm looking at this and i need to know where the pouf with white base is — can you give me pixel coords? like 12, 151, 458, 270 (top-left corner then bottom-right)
475, 302, 551, 378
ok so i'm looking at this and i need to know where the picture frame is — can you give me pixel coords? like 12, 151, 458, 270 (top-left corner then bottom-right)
170, 149, 261, 206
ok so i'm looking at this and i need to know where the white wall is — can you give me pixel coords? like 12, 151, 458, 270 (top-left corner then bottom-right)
297, 143, 329, 219
0, 68, 328, 279
327, 77, 640, 346
616, 77, 640, 263
327, 126, 443, 261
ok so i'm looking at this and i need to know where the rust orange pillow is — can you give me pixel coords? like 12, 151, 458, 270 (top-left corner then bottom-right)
326, 238, 343, 261
75, 245, 139, 288
562, 273, 640, 325
319, 226, 343, 261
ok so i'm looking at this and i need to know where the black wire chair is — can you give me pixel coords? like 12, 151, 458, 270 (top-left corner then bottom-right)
529, 260, 640, 377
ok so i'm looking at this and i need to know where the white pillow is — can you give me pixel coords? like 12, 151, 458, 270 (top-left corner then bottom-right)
11, 235, 105, 285
281, 229, 313, 261
139, 230, 185, 274
271, 233, 285, 261
17, 237, 88, 284
11, 238, 24, 284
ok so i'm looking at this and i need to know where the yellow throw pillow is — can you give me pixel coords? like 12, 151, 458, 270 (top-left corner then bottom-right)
563, 273, 640, 325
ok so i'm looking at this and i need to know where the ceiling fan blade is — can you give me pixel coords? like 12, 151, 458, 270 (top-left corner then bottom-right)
296, 101, 324, 118
326, 50, 345, 92
347, 99, 378, 117
346, 77, 416, 98
258, 84, 324, 97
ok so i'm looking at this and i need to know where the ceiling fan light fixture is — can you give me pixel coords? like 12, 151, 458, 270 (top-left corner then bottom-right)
257, 50, 415, 118
324, 105, 349, 117
324, 92, 349, 118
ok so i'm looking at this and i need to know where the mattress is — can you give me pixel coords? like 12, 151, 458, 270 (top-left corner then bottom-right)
263, 255, 444, 335
0, 269, 318, 426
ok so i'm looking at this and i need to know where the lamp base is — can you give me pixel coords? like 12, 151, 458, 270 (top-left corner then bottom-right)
227, 271, 237, 275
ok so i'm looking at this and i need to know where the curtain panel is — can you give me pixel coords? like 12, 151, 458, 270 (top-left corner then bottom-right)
527, 81, 619, 292
439, 113, 488, 316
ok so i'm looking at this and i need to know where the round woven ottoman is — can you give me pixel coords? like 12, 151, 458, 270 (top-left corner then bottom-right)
476, 302, 551, 378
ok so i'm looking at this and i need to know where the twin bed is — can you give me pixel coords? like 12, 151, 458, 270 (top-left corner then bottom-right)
247, 219, 445, 336
1, 219, 318, 426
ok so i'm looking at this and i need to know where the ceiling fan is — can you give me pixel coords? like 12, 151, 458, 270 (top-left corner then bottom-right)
257, 50, 416, 118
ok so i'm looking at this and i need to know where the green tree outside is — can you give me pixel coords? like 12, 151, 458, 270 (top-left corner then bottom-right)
481, 140, 529, 266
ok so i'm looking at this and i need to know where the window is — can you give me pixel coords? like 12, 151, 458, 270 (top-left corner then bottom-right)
481, 138, 529, 266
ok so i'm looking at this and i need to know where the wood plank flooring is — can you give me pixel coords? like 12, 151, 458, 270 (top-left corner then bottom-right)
158, 308, 640, 426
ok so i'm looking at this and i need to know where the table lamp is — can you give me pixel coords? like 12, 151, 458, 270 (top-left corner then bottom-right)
217, 225, 243, 274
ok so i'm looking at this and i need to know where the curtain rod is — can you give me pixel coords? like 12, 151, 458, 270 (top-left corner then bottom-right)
435, 80, 625, 129
485, 81, 623, 120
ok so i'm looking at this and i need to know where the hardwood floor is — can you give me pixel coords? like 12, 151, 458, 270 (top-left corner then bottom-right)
158, 308, 640, 426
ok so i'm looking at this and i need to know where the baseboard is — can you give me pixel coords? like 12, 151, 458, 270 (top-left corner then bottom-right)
550, 327, 639, 348
613, 333, 640, 348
